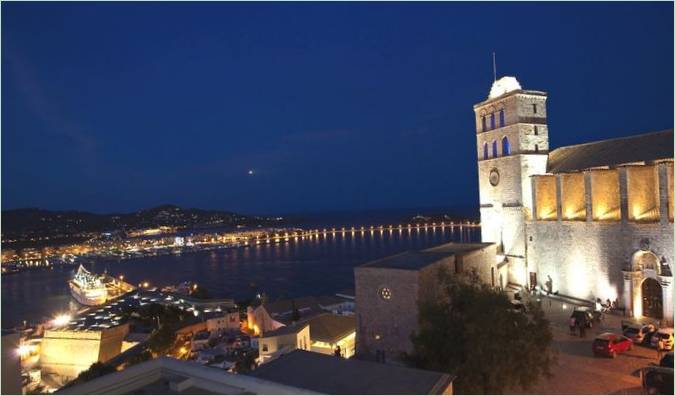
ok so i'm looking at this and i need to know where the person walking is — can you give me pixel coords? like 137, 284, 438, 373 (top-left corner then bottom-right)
657, 338, 665, 361
569, 316, 577, 335
579, 317, 586, 338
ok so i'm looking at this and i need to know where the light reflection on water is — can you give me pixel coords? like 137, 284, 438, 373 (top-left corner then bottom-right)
1, 225, 479, 328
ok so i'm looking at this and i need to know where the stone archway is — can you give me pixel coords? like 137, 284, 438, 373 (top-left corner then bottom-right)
641, 278, 663, 319
633, 251, 661, 274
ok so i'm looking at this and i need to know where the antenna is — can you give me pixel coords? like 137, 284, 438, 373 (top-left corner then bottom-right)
492, 52, 497, 82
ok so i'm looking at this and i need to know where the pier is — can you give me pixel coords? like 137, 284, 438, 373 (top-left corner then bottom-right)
250, 221, 480, 246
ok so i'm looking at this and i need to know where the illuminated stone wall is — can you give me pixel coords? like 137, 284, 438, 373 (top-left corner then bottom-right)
527, 221, 673, 321
534, 175, 557, 220
590, 169, 621, 221
40, 324, 129, 381
560, 173, 586, 220
355, 266, 422, 359
627, 165, 660, 222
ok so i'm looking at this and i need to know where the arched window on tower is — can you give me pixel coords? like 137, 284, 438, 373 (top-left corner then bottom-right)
483, 142, 488, 160
481, 116, 486, 132
534, 125, 539, 135
490, 113, 495, 130
492, 140, 498, 158
535, 144, 539, 153
499, 109, 505, 127
502, 137, 510, 156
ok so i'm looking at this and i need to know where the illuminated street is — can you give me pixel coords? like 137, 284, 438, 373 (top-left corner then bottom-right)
511, 295, 661, 395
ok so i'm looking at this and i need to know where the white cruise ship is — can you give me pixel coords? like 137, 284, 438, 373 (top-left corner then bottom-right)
69, 265, 108, 306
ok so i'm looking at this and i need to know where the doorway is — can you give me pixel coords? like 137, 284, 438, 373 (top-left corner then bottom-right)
641, 278, 663, 319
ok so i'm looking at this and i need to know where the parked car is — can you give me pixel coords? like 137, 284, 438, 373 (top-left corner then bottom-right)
624, 324, 657, 345
660, 352, 673, 368
510, 300, 527, 313
650, 328, 674, 351
571, 307, 594, 328
641, 365, 674, 394
592, 333, 633, 358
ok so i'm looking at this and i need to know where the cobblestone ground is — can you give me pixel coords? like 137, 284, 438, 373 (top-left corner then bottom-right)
508, 294, 662, 395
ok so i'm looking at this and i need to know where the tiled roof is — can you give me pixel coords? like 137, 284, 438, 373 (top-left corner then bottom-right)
306, 314, 355, 343
547, 129, 673, 173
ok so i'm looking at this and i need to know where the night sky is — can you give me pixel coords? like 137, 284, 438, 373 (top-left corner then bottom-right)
2, 2, 673, 215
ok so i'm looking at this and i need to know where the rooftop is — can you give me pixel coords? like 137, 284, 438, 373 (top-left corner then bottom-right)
359, 242, 493, 271
57, 357, 316, 395
249, 349, 454, 395
306, 314, 356, 343
261, 322, 309, 338
488, 76, 521, 99
547, 129, 673, 173
316, 295, 352, 307
264, 296, 321, 317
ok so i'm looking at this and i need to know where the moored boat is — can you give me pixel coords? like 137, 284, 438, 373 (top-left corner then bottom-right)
69, 265, 108, 306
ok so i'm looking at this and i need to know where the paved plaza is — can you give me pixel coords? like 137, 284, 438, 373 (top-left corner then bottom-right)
508, 294, 665, 395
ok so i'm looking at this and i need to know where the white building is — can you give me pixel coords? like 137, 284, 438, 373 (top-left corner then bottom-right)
474, 76, 673, 324
55, 357, 316, 394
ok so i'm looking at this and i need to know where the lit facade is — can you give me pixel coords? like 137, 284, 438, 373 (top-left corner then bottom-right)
475, 77, 674, 324
355, 243, 497, 361
40, 323, 129, 384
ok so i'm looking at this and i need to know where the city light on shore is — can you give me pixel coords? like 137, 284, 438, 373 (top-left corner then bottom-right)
52, 313, 72, 327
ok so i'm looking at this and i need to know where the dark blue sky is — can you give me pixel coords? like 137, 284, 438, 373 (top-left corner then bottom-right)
2, 1, 673, 215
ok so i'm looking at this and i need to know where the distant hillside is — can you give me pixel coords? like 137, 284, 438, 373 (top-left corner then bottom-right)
1, 205, 282, 248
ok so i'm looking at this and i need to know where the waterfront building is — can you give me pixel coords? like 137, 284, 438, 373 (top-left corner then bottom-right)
55, 357, 314, 395
205, 311, 241, 334
355, 242, 496, 360
1, 330, 22, 395
474, 76, 674, 324
40, 323, 129, 384
257, 322, 311, 364
247, 295, 339, 335
306, 313, 356, 358
316, 295, 355, 316
249, 349, 455, 394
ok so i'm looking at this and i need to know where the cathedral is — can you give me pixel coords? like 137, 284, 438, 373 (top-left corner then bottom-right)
474, 77, 674, 324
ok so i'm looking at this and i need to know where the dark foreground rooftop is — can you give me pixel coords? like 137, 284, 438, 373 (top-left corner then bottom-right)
249, 349, 454, 394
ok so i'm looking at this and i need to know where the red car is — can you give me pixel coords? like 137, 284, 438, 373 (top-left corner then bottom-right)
593, 333, 633, 358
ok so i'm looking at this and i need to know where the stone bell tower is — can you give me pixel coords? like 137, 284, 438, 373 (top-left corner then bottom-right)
473, 76, 549, 287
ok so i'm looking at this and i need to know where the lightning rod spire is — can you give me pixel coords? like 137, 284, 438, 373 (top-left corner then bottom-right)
492, 52, 497, 82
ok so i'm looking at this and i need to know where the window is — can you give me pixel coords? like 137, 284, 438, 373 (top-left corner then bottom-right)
490, 113, 495, 130
532, 104, 538, 114
483, 142, 488, 160
492, 140, 498, 158
378, 287, 392, 300
501, 137, 510, 155
534, 125, 539, 135
262, 344, 268, 352
499, 109, 505, 127
481, 116, 486, 132
535, 144, 539, 153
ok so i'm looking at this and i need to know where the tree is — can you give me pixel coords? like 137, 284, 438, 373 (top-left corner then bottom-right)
405, 269, 555, 394
234, 350, 258, 374
190, 285, 211, 299
68, 362, 116, 386
126, 350, 153, 367
147, 324, 176, 355
291, 299, 301, 322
